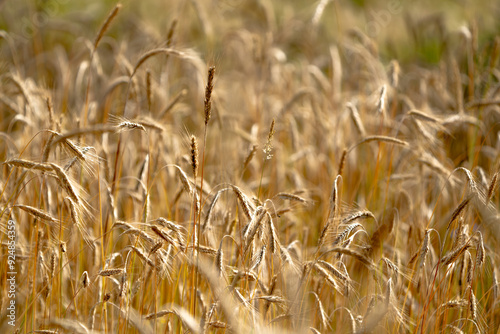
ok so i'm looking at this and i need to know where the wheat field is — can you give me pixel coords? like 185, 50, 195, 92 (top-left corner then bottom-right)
1, 0, 500, 333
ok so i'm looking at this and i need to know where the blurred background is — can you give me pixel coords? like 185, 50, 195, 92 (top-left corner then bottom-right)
1, 0, 499, 71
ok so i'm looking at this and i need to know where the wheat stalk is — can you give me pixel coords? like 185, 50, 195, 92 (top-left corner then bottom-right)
50, 163, 81, 205
99, 268, 124, 276
5, 159, 52, 172
14, 204, 59, 225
